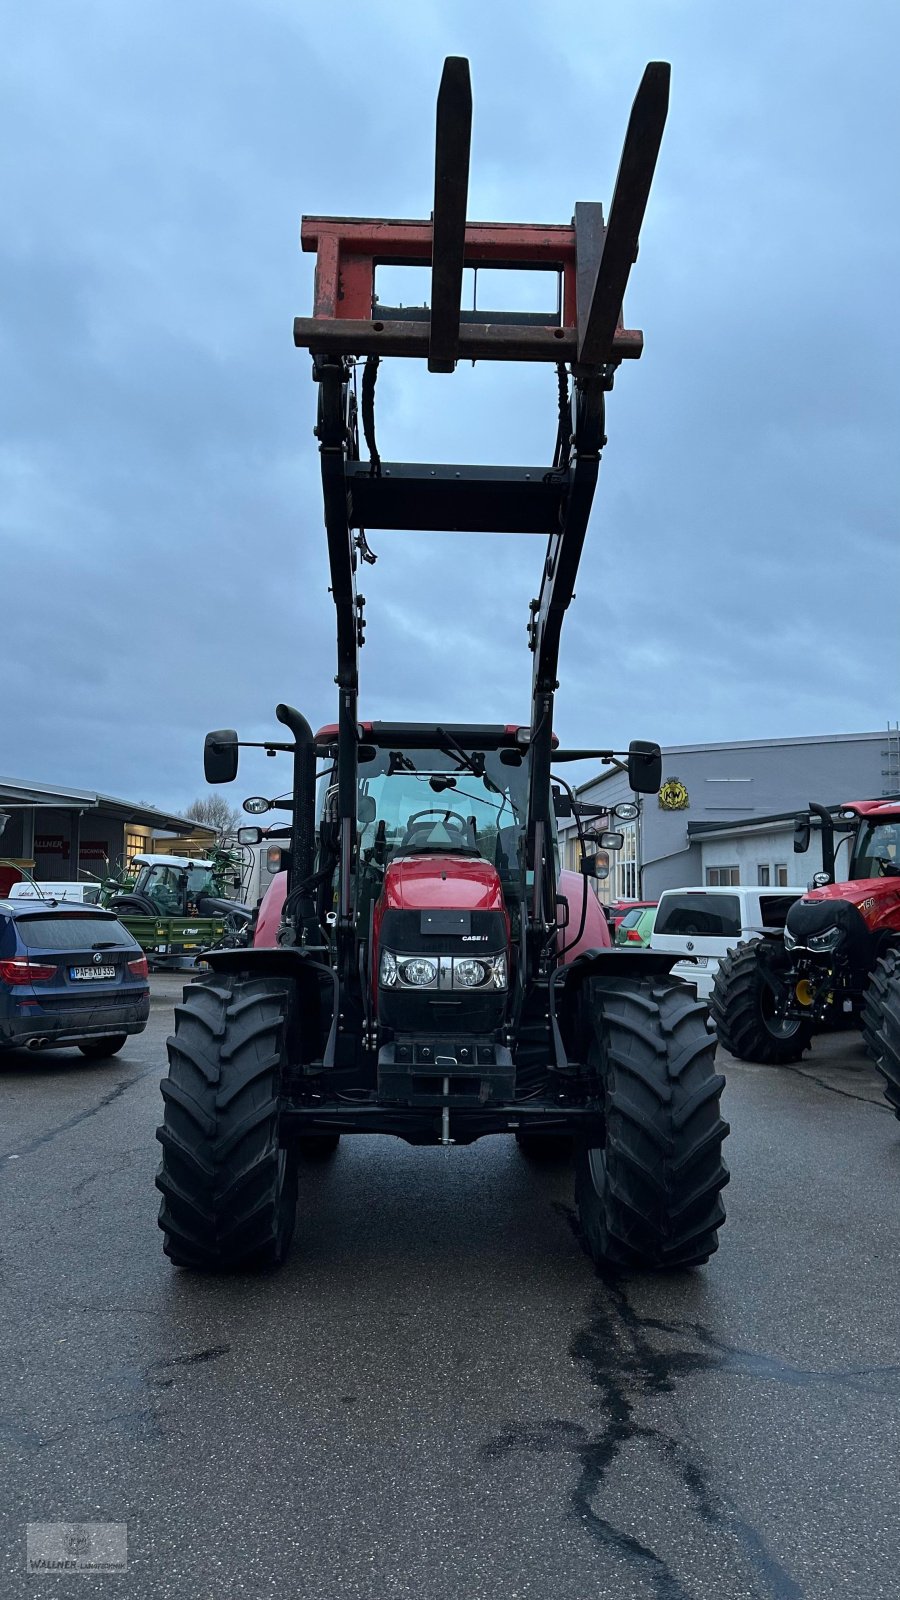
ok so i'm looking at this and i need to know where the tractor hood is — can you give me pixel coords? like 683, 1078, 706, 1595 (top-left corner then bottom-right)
799, 878, 900, 911
374, 855, 509, 1032
792, 876, 900, 938
380, 854, 504, 913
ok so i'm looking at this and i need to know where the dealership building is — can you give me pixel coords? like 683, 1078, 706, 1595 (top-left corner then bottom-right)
0, 774, 214, 885
558, 728, 900, 901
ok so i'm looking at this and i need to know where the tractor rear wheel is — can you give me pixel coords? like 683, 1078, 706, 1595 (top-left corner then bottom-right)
860, 949, 900, 1068
710, 942, 813, 1064
868, 954, 900, 1119
156, 976, 298, 1271
575, 976, 729, 1271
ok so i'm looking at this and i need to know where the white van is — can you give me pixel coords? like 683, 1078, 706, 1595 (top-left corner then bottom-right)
7, 880, 103, 906
650, 885, 806, 1000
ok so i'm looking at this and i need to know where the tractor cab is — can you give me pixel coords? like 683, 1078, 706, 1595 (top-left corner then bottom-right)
845, 804, 900, 880
315, 725, 539, 924
127, 855, 217, 915
111, 853, 250, 925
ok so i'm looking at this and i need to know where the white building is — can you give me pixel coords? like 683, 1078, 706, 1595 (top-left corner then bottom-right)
558, 728, 900, 900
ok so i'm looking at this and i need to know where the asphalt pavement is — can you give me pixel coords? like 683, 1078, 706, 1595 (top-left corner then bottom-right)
1, 974, 899, 1599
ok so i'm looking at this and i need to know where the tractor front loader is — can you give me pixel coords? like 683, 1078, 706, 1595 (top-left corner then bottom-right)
156, 59, 729, 1274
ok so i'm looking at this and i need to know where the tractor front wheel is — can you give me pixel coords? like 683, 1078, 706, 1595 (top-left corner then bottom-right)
867, 953, 900, 1119
575, 976, 729, 1271
710, 942, 813, 1064
156, 976, 297, 1271
860, 949, 900, 1069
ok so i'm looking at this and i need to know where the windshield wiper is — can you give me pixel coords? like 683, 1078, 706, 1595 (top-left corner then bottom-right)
435, 727, 487, 781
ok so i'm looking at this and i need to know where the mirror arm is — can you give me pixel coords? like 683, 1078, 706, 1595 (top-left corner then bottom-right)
234, 740, 295, 753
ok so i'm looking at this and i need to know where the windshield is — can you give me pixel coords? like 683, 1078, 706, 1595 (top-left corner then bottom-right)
853, 820, 900, 878
354, 746, 530, 875
133, 863, 215, 907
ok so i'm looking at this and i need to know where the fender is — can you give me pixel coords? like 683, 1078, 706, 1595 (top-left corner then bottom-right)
203, 946, 337, 1066
551, 947, 688, 1071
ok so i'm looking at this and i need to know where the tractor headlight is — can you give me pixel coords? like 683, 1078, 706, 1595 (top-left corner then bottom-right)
453, 953, 507, 989
784, 928, 797, 951
398, 956, 438, 987
807, 925, 843, 953
378, 950, 508, 990
452, 957, 487, 988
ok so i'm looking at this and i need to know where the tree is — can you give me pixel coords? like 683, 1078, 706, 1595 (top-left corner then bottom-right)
184, 794, 242, 843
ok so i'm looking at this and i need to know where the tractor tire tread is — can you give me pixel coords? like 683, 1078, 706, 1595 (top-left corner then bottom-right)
873, 971, 900, 1120
575, 977, 729, 1271
156, 976, 297, 1271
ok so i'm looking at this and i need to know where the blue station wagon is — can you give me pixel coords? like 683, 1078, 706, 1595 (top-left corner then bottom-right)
0, 901, 150, 1058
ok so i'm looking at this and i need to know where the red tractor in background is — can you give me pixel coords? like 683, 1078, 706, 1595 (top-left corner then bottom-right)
710, 797, 900, 1113
155, 58, 729, 1275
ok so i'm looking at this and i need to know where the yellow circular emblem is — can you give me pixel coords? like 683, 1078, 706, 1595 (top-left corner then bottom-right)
658, 777, 689, 811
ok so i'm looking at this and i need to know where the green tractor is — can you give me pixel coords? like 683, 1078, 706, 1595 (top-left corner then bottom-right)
109, 850, 253, 960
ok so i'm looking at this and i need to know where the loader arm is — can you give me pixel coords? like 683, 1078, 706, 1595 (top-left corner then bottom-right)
296, 55, 669, 986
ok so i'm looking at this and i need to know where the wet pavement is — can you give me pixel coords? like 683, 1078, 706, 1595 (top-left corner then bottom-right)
1, 974, 898, 1598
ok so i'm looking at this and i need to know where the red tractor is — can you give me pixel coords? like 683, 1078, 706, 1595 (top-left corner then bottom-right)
710, 798, 900, 1111
155, 59, 729, 1274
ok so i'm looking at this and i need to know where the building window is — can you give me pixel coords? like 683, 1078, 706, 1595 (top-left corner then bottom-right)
775, 863, 788, 886
615, 822, 638, 900
757, 865, 770, 886
706, 865, 740, 886
125, 830, 146, 867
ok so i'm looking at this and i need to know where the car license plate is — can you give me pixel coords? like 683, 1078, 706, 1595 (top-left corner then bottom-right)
70, 965, 116, 981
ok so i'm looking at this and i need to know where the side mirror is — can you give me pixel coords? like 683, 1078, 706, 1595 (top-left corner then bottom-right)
793, 817, 811, 854
627, 740, 662, 795
237, 827, 263, 846
204, 729, 239, 785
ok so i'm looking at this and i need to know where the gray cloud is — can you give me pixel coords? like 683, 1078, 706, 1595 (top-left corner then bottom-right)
2, 0, 898, 812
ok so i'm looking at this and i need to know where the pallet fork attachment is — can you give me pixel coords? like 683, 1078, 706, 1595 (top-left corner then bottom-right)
296, 56, 669, 985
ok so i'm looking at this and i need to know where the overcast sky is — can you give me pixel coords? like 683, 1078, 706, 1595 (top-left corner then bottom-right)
3, 0, 899, 815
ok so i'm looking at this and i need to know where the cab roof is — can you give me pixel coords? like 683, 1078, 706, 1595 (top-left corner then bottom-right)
841, 800, 900, 819
313, 722, 556, 750
132, 854, 215, 869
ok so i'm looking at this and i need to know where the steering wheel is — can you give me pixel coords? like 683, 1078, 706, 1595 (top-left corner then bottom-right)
400, 808, 470, 848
